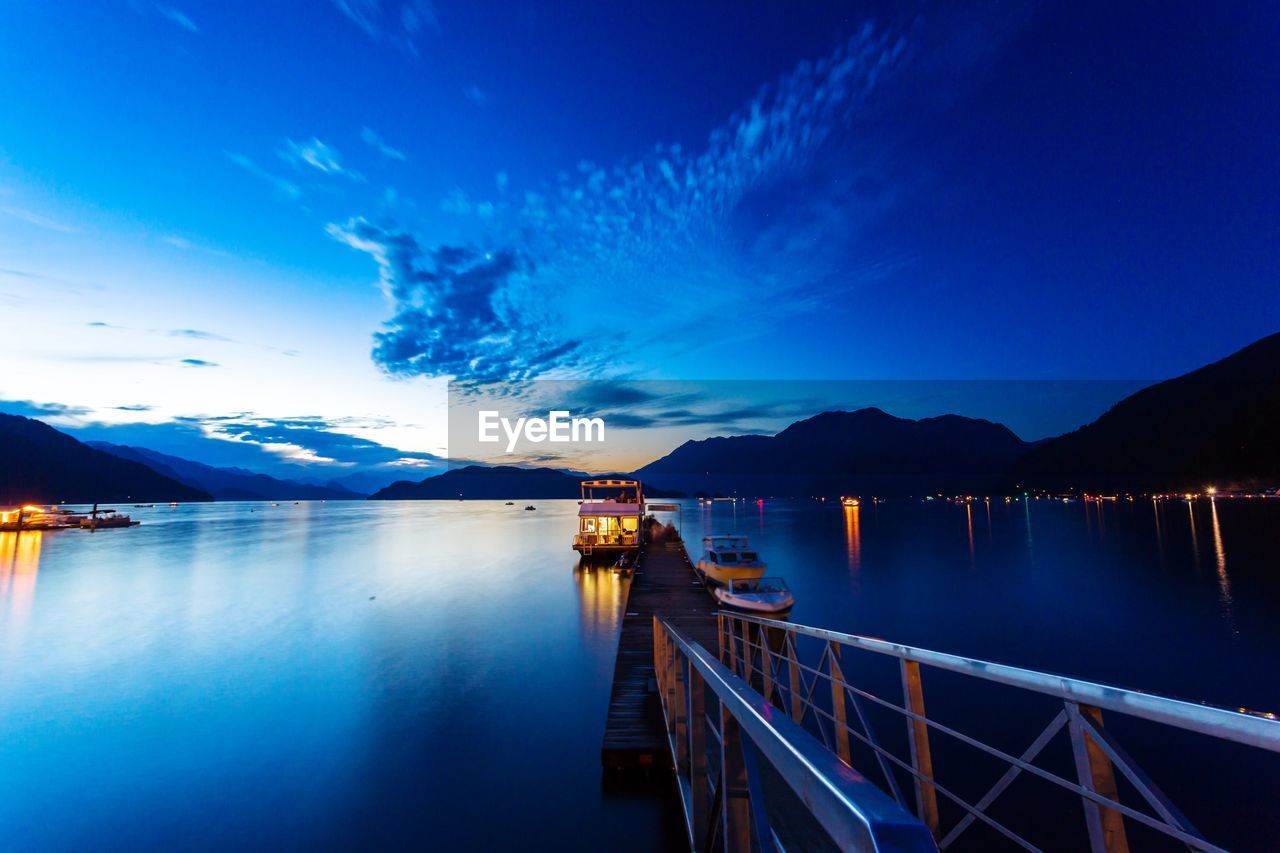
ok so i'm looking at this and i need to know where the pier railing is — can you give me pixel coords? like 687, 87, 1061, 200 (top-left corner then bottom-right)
654, 615, 937, 852
716, 612, 1280, 852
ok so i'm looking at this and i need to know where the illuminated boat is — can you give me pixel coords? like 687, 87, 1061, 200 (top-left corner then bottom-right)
573, 479, 643, 557
841, 496, 859, 507
696, 535, 766, 587
0, 505, 84, 531
713, 577, 794, 615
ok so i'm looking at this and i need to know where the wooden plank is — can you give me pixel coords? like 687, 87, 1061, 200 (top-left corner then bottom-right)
601, 539, 718, 771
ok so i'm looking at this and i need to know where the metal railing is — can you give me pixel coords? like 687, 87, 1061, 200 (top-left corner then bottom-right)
717, 612, 1280, 852
654, 616, 937, 852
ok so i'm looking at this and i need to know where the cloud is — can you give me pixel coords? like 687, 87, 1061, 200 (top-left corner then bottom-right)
361, 126, 406, 161
226, 151, 301, 199
180, 358, 218, 368
331, 0, 438, 55
169, 328, 232, 342
463, 84, 487, 105
331, 24, 918, 383
61, 413, 444, 480
280, 137, 362, 181
114, 404, 155, 412
1, 206, 78, 234
327, 218, 580, 381
154, 4, 197, 32
0, 400, 93, 420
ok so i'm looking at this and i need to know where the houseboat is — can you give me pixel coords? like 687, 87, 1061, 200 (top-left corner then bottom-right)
573, 479, 644, 558
696, 535, 766, 587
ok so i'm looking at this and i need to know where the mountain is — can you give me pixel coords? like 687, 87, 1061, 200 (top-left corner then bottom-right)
370, 465, 684, 500
1012, 332, 1280, 492
0, 414, 211, 504
89, 443, 365, 501
636, 408, 1030, 496
372, 464, 589, 499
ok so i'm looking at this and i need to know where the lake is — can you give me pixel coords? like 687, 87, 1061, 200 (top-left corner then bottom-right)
2, 497, 1278, 850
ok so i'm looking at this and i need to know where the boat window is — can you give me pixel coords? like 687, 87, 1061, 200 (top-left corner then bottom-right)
718, 551, 738, 563
739, 552, 758, 562
706, 552, 718, 563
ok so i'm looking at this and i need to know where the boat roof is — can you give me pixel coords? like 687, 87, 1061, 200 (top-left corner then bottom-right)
579, 502, 642, 517
704, 535, 750, 545
581, 478, 639, 487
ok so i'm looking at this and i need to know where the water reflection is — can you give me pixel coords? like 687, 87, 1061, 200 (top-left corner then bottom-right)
0, 530, 42, 628
842, 505, 861, 573
1187, 500, 1201, 564
965, 503, 975, 564
1209, 498, 1236, 632
574, 561, 626, 636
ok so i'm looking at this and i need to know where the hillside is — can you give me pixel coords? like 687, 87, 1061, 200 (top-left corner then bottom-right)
89, 443, 365, 501
636, 408, 1028, 496
1012, 332, 1280, 491
0, 414, 211, 504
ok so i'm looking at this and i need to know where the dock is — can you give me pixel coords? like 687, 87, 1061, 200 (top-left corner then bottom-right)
601, 538, 718, 771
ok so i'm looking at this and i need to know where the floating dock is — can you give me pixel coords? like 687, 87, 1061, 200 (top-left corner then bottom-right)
601, 538, 718, 771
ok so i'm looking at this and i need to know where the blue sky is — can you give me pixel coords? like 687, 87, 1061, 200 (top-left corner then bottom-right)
1, 1, 1277, 483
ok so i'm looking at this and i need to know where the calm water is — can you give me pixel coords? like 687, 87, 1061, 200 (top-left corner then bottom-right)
2, 497, 1278, 850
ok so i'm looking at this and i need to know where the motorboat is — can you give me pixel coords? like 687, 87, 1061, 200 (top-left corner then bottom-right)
611, 552, 636, 574
696, 535, 765, 587
713, 577, 794, 615
524, 505, 537, 511
80, 508, 139, 529
841, 496, 859, 507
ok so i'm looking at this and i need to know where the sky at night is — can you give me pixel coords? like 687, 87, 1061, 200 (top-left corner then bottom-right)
1, 1, 1277, 483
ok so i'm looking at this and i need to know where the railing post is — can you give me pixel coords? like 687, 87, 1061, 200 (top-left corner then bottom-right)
717, 613, 726, 664
674, 653, 690, 773
900, 659, 940, 837
739, 620, 754, 687
688, 666, 710, 847
1067, 702, 1131, 853
786, 632, 804, 723
653, 616, 665, 712
827, 641, 852, 764
719, 703, 752, 853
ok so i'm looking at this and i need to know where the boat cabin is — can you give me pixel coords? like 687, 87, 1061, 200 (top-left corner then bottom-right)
701, 535, 762, 567
574, 479, 644, 555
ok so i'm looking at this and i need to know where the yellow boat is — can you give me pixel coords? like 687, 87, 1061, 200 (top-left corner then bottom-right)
696, 535, 766, 587
841, 496, 859, 507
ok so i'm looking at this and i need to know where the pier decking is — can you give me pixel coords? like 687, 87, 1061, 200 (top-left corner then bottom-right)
601, 538, 717, 770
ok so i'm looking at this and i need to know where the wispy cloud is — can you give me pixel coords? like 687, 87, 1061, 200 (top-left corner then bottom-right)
114, 404, 155, 412
361, 126, 406, 161
154, 4, 197, 33
330, 0, 438, 55
332, 24, 911, 383
226, 151, 301, 199
169, 328, 233, 342
463, 84, 487, 105
180, 358, 219, 368
279, 137, 363, 181
1, 206, 79, 234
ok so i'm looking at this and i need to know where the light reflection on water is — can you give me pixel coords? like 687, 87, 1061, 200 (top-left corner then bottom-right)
1, 497, 1277, 848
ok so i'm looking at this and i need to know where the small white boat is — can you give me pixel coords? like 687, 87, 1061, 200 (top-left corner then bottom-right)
696, 535, 766, 587
713, 577, 794, 615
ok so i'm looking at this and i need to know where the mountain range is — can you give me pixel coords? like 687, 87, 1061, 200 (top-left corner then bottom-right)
0, 414, 211, 504
370, 465, 684, 500
636, 409, 1029, 496
4, 331, 1278, 502
89, 443, 365, 501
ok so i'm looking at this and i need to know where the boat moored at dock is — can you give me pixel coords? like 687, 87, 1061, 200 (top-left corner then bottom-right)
712, 576, 794, 614
573, 479, 644, 558
695, 534, 766, 586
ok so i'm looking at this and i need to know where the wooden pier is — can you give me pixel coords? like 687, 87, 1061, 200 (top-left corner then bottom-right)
601, 538, 718, 771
